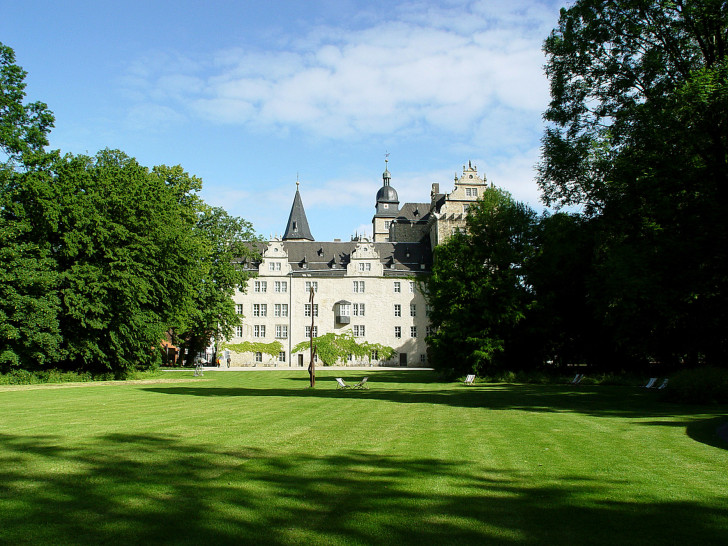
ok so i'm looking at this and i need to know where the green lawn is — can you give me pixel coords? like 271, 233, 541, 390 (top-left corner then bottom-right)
1, 370, 727, 545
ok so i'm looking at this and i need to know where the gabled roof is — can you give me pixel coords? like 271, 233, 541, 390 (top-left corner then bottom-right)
283, 188, 314, 241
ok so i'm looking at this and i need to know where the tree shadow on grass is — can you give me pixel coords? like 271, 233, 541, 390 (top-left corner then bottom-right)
0, 432, 726, 545
142, 381, 720, 421
686, 416, 728, 450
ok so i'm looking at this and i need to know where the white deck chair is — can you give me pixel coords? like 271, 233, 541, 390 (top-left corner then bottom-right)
352, 377, 369, 389
570, 373, 583, 384
643, 377, 657, 388
335, 378, 350, 389
657, 378, 668, 390
464, 374, 475, 385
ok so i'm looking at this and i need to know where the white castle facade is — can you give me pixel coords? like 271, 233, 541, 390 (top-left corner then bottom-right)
227, 161, 489, 367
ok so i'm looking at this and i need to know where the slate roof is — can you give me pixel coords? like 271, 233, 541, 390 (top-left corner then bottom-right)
282, 189, 314, 241
395, 203, 431, 223
238, 240, 431, 275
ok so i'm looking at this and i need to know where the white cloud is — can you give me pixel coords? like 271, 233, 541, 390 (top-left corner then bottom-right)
122, 1, 555, 140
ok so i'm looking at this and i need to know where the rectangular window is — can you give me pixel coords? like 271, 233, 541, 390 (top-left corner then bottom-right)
410, 304, 416, 317
370, 350, 378, 360
426, 326, 432, 337
304, 304, 318, 317
358, 262, 371, 271
275, 281, 287, 293
235, 326, 243, 337
384, 221, 391, 229
426, 304, 432, 317
275, 325, 288, 339
394, 281, 401, 293
353, 325, 365, 337
353, 280, 365, 293
305, 281, 318, 293
305, 326, 318, 338
269, 261, 281, 271
353, 303, 365, 316
254, 325, 266, 338
274, 304, 288, 317
410, 326, 417, 338
254, 281, 267, 293
420, 354, 426, 363
395, 326, 402, 338
409, 281, 415, 293
253, 304, 267, 317
255, 352, 262, 362
339, 303, 350, 316
394, 304, 401, 317
278, 351, 286, 362
236, 304, 244, 315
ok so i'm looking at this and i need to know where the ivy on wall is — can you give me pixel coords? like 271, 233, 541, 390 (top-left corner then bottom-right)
222, 341, 283, 357
292, 331, 395, 366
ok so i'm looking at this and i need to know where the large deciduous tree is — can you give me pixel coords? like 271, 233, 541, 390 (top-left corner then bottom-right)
539, 0, 728, 366
425, 187, 536, 377
1, 41, 261, 375
0, 42, 61, 372
176, 205, 259, 366
47, 151, 205, 373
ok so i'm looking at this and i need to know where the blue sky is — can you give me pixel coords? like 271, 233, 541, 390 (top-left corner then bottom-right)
3, 0, 564, 241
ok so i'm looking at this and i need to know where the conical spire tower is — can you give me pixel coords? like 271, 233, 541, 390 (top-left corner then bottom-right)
282, 180, 314, 241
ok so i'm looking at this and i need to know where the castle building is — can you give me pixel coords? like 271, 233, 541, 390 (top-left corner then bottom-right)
227, 160, 489, 367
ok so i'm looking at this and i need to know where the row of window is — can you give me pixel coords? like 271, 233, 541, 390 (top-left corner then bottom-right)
254, 280, 288, 293
251, 280, 417, 294
249, 351, 427, 363
234, 324, 432, 340
239, 302, 430, 318
337, 303, 365, 317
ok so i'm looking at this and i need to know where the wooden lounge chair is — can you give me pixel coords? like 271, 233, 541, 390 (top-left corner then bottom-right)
657, 378, 669, 390
335, 378, 350, 389
464, 374, 475, 385
352, 377, 369, 389
643, 377, 658, 388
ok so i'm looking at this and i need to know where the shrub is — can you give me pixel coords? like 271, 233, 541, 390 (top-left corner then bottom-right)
663, 367, 728, 404
0, 368, 161, 385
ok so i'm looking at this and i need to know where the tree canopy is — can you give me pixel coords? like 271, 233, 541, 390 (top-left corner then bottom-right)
424, 187, 537, 377
0, 42, 258, 375
538, 0, 728, 366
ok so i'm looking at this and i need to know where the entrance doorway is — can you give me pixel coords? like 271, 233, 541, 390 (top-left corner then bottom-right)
399, 353, 407, 366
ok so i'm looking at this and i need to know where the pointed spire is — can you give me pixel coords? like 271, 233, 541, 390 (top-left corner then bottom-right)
283, 180, 314, 241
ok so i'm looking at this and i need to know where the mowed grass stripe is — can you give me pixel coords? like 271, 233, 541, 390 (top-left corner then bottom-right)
1, 370, 727, 545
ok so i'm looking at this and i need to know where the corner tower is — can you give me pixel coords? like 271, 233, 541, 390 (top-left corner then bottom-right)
372, 158, 399, 242
283, 181, 314, 241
